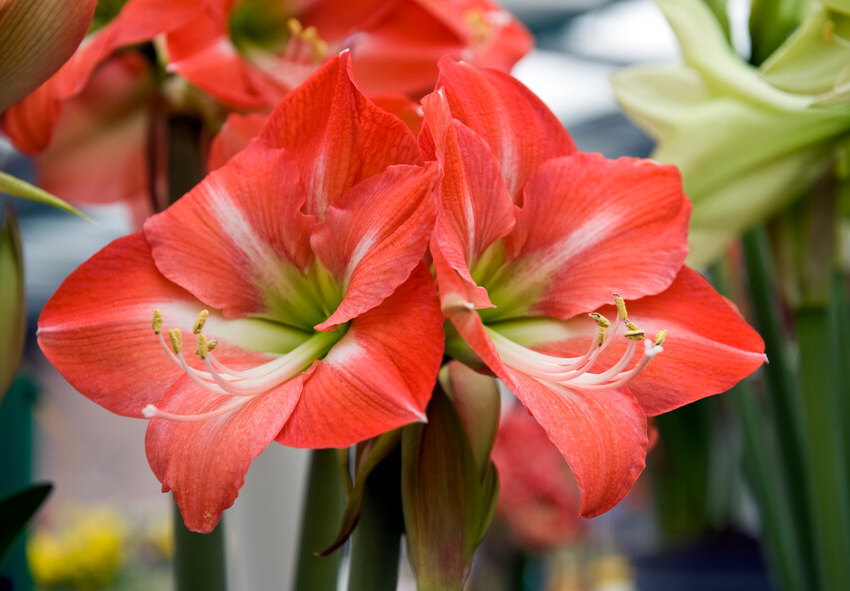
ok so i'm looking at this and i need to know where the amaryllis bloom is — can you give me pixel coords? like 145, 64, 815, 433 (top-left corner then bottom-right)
37, 55, 444, 532
423, 58, 766, 517
166, 0, 532, 109
491, 404, 582, 550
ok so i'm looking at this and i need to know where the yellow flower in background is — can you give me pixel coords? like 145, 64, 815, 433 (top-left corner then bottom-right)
27, 507, 125, 590
612, 0, 850, 266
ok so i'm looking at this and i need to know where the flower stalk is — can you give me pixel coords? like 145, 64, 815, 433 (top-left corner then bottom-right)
293, 449, 345, 591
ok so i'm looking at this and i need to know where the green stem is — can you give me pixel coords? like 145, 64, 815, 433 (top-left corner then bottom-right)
293, 449, 345, 591
796, 306, 850, 591
347, 449, 403, 591
740, 227, 816, 586
731, 382, 806, 591
172, 501, 227, 591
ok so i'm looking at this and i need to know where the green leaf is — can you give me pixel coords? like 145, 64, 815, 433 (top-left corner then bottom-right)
0, 171, 92, 222
0, 208, 25, 398
317, 429, 401, 556
0, 483, 52, 564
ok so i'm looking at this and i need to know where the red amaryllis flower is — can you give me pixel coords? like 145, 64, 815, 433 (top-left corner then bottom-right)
166, 0, 532, 109
423, 58, 766, 517
37, 55, 444, 532
491, 404, 582, 550
2, 0, 529, 221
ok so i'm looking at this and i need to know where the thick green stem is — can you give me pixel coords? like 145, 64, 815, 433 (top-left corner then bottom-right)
796, 306, 850, 591
293, 449, 345, 591
731, 383, 806, 591
347, 449, 403, 591
172, 501, 227, 591
740, 227, 816, 586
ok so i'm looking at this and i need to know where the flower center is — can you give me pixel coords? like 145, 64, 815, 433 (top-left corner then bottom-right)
142, 309, 339, 422
487, 294, 667, 393
229, 0, 327, 63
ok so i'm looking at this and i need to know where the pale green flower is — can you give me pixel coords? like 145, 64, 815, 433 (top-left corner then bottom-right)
612, 0, 850, 266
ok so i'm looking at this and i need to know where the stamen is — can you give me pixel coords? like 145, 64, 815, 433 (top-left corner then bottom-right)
168, 328, 183, 354
193, 310, 209, 334
589, 312, 611, 347
489, 293, 668, 395
613, 293, 628, 321
624, 321, 645, 341
145, 309, 338, 422
196, 333, 212, 359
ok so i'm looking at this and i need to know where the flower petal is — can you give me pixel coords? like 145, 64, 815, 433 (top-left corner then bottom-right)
144, 145, 318, 326
146, 374, 302, 533
491, 153, 691, 320
431, 57, 576, 200
597, 266, 766, 416
277, 264, 444, 448
313, 163, 440, 330
500, 368, 648, 518
208, 112, 267, 171
257, 52, 422, 219
37, 232, 203, 416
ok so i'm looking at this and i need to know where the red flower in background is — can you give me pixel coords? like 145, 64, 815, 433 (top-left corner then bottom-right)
37, 55, 444, 532
1, 0, 530, 218
423, 58, 766, 518
491, 404, 582, 550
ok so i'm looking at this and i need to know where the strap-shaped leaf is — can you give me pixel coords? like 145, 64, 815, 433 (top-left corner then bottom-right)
0, 483, 53, 563
0, 171, 91, 222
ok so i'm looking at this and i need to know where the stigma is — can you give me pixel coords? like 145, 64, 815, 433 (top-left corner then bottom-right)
488, 294, 667, 393
143, 309, 334, 422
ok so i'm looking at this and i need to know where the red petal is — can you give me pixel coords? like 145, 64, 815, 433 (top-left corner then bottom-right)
33, 54, 155, 223
598, 267, 766, 415
146, 374, 302, 533
277, 264, 444, 448
313, 163, 439, 330
144, 145, 317, 324
501, 154, 691, 320
501, 368, 648, 518
424, 86, 516, 309
166, 22, 276, 110
37, 232, 202, 416
258, 52, 422, 218
207, 112, 267, 171
431, 57, 576, 200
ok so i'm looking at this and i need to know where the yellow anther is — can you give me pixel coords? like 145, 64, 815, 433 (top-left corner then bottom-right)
464, 7, 491, 42
193, 310, 209, 335
168, 328, 183, 355
301, 25, 318, 42
312, 38, 328, 61
287, 17, 303, 36
624, 321, 645, 341
824, 20, 835, 44
207, 340, 218, 351
152, 310, 163, 335
613, 293, 628, 321
196, 334, 211, 359
589, 312, 611, 329
654, 330, 668, 347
